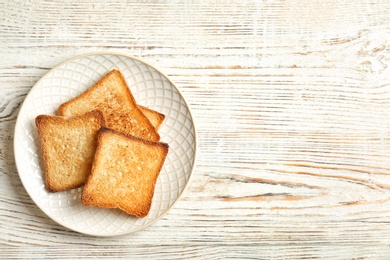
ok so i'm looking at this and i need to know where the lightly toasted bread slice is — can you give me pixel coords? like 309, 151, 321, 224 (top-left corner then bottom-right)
138, 105, 165, 130
35, 110, 105, 192
58, 69, 160, 142
81, 127, 169, 218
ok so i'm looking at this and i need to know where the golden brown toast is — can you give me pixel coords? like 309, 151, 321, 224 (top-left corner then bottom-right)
35, 110, 105, 192
58, 70, 160, 142
81, 128, 169, 218
138, 105, 165, 130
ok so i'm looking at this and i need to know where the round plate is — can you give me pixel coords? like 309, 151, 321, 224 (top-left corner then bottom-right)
13, 52, 197, 236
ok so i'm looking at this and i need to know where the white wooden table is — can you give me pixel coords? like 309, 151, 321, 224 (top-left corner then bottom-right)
2, 0, 390, 259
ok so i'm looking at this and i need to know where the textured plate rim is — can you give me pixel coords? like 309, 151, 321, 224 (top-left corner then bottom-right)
13, 51, 198, 236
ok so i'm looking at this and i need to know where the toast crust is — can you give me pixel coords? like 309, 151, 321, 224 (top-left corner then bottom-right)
35, 110, 105, 192
58, 70, 160, 142
138, 105, 165, 130
81, 127, 169, 217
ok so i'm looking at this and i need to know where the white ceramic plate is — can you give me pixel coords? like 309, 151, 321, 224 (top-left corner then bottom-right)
14, 52, 197, 236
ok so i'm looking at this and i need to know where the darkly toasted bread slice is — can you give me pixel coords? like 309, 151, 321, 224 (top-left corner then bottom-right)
35, 110, 105, 192
82, 128, 169, 218
138, 105, 165, 130
58, 69, 160, 142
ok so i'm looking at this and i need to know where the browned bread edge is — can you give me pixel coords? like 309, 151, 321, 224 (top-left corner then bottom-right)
58, 69, 160, 142
138, 105, 165, 130
35, 110, 105, 192
82, 127, 169, 217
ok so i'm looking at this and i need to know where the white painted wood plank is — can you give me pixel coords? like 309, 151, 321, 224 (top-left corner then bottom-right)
1, 0, 390, 259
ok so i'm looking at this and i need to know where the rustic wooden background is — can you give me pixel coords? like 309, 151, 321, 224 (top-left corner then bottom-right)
1, 0, 390, 259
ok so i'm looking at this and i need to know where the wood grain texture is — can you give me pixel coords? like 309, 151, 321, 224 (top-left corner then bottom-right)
1, 0, 390, 259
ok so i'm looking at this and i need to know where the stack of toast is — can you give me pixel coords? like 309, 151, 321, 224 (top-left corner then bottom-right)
35, 69, 169, 218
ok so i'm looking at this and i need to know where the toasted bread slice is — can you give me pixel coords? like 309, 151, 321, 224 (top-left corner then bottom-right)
138, 105, 165, 130
58, 70, 160, 142
35, 110, 105, 192
82, 128, 169, 217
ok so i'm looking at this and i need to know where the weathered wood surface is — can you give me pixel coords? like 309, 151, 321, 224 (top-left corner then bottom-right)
1, 0, 390, 259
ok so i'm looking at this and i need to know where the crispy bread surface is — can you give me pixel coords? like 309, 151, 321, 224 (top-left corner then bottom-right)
35, 110, 105, 192
138, 105, 165, 130
58, 70, 160, 141
82, 128, 169, 217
